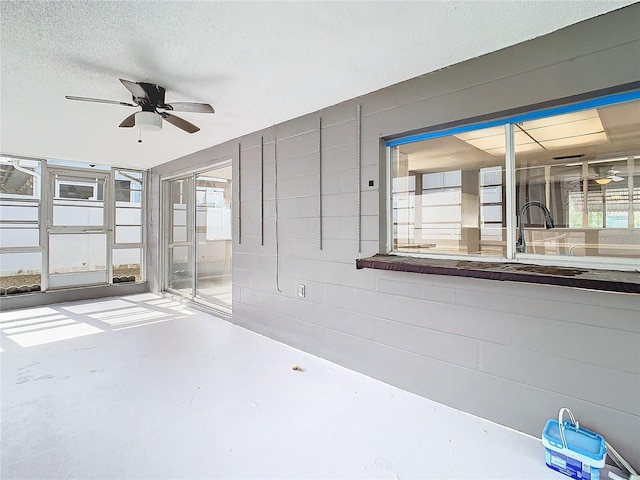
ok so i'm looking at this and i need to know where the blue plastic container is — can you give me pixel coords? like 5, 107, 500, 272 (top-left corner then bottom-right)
542, 413, 606, 480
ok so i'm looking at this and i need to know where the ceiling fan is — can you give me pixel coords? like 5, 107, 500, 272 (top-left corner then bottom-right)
65, 79, 214, 134
593, 166, 625, 185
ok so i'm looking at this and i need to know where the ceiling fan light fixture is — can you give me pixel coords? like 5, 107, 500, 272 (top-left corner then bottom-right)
135, 111, 162, 131
595, 177, 612, 185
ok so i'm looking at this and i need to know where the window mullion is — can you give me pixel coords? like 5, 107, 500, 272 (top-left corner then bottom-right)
386, 147, 393, 253
505, 123, 516, 260
191, 173, 197, 300
41, 161, 50, 291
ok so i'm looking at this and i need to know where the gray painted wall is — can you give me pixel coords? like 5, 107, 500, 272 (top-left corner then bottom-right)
150, 6, 640, 462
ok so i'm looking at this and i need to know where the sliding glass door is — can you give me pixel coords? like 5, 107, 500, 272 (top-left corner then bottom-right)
195, 166, 232, 309
164, 162, 232, 313
166, 176, 194, 296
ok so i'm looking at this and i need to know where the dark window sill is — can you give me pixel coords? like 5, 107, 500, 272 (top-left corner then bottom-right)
356, 254, 640, 294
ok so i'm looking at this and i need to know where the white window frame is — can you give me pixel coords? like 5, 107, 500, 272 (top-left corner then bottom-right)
0, 157, 148, 291
112, 168, 146, 283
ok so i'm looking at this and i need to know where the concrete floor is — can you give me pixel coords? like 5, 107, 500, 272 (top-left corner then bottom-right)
1, 293, 567, 479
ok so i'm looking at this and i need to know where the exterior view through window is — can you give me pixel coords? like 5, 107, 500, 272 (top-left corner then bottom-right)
113, 170, 144, 282
389, 93, 640, 266
0, 158, 145, 294
0, 157, 42, 293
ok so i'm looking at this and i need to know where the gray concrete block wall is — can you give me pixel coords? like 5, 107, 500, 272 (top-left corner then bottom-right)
150, 5, 640, 463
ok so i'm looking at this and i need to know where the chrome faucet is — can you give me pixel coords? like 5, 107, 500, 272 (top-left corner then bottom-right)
516, 201, 555, 253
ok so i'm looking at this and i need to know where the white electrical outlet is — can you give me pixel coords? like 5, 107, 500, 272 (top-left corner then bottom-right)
298, 284, 305, 298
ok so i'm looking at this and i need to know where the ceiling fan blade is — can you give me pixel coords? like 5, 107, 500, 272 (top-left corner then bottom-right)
65, 95, 136, 107
119, 79, 149, 100
161, 113, 200, 133
119, 113, 137, 128
161, 102, 215, 113
610, 175, 625, 182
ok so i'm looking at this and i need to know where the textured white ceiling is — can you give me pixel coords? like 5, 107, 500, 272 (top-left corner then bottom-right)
0, 1, 634, 170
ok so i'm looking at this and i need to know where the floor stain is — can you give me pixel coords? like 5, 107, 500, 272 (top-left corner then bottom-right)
365, 455, 393, 472
17, 362, 40, 371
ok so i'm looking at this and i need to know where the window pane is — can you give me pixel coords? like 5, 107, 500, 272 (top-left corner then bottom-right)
49, 234, 107, 274
195, 167, 232, 310
169, 177, 191, 244
53, 204, 104, 226
0, 227, 40, 248
114, 170, 143, 205
54, 175, 104, 201
0, 252, 41, 290
0, 204, 39, 222
391, 126, 506, 256
116, 208, 141, 225
515, 99, 640, 258
0, 158, 40, 197
0, 202, 40, 248
167, 176, 193, 295
51, 173, 105, 227
115, 226, 141, 244
113, 248, 141, 282
481, 205, 502, 223
112, 171, 145, 283
169, 245, 191, 288
481, 185, 502, 204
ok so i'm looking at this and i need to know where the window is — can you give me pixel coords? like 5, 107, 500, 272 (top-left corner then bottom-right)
52, 173, 106, 227
388, 91, 640, 269
113, 170, 144, 282
0, 158, 146, 293
390, 125, 506, 257
0, 157, 42, 290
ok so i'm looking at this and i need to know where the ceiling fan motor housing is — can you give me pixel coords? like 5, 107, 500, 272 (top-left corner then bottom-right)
135, 83, 166, 111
